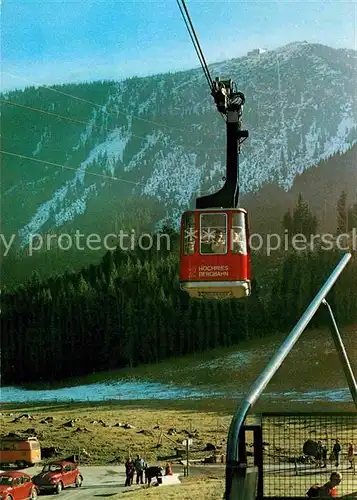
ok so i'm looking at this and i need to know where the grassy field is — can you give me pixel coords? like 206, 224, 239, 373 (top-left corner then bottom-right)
2, 400, 356, 465
2, 321, 357, 467
2, 323, 356, 498
116, 476, 225, 499
0, 403, 232, 464
2, 403, 356, 497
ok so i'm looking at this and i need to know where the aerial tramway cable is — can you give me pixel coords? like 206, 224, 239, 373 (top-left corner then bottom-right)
175, 0, 214, 94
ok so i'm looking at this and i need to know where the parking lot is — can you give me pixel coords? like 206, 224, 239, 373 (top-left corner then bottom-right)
17, 465, 181, 499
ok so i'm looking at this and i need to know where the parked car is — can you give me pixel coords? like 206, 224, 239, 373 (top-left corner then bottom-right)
0, 471, 38, 500
0, 437, 41, 468
32, 461, 83, 494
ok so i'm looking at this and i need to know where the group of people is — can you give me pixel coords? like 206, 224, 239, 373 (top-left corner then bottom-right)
125, 455, 146, 487
314, 439, 355, 471
185, 225, 246, 255
306, 440, 355, 497
200, 228, 245, 254
314, 440, 336, 468
125, 456, 173, 487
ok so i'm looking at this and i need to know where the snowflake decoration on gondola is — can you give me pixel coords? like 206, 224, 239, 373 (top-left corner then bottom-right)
184, 228, 198, 241
201, 227, 220, 243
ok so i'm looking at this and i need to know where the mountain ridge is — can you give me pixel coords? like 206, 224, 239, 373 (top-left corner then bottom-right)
1, 143, 356, 290
1, 41, 356, 248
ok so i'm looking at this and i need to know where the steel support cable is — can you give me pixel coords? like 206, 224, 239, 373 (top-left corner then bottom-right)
3, 70, 188, 133
175, 0, 214, 94
180, 0, 214, 89
175, 0, 210, 88
1, 99, 169, 145
0, 99, 87, 126
4, 70, 225, 144
5, 2, 215, 138
0, 150, 141, 186
1, 97, 223, 151
1, 148, 222, 192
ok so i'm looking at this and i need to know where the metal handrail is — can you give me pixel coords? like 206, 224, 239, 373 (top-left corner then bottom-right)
225, 252, 353, 499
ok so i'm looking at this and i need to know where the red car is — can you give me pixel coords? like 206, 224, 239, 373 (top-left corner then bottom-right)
32, 461, 83, 494
0, 471, 38, 500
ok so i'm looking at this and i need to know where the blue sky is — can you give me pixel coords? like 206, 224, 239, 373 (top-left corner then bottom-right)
2, 0, 356, 90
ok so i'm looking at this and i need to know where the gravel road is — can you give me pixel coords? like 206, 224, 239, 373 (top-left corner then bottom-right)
18, 465, 181, 499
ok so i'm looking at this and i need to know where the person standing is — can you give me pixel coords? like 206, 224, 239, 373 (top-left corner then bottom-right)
134, 455, 145, 484
316, 441, 323, 467
333, 440, 341, 467
321, 444, 327, 468
125, 457, 135, 487
348, 442, 355, 473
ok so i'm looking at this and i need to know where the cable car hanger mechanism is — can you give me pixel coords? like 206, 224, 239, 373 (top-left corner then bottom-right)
176, 0, 249, 210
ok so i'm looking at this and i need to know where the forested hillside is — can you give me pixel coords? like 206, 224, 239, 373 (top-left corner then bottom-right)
2, 218, 356, 386
243, 144, 357, 235
2, 144, 356, 290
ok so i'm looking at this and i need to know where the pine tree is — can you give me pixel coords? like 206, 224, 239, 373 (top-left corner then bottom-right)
282, 194, 318, 243
282, 210, 293, 234
247, 279, 266, 334
347, 194, 357, 231
292, 193, 318, 238
336, 191, 348, 234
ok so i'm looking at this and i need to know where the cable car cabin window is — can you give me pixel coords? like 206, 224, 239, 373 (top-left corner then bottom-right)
183, 213, 196, 255
200, 213, 227, 254
231, 211, 247, 254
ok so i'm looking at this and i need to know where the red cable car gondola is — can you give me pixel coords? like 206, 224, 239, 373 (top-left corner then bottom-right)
180, 208, 251, 299
179, 78, 251, 300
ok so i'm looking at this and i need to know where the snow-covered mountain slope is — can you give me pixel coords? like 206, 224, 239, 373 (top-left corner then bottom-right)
1, 42, 357, 246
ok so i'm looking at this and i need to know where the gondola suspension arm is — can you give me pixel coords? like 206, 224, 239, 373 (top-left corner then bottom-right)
175, 0, 249, 209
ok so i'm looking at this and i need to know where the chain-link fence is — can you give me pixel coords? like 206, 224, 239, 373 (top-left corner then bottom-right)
261, 413, 357, 498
